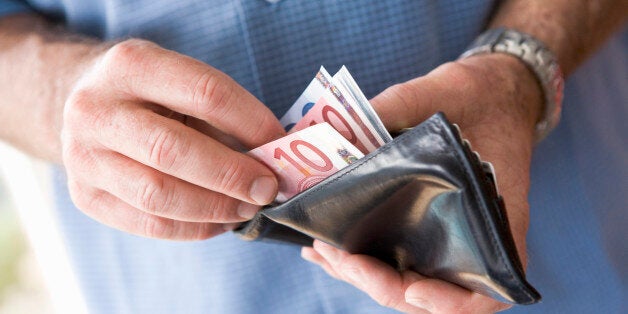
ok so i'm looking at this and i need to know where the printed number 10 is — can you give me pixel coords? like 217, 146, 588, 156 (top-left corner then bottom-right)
274, 140, 333, 177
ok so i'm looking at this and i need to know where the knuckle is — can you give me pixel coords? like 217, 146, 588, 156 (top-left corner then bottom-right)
67, 180, 98, 212
389, 83, 416, 104
100, 39, 159, 90
146, 126, 189, 170
66, 180, 85, 207
64, 88, 96, 127
211, 157, 248, 192
385, 83, 421, 119
61, 137, 81, 162
438, 62, 482, 94
136, 172, 170, 215
103, 39, 155, 68
61, 140, 91, 172
61, 140, 99, 187
247, 110, 281, 144
375, 294, 401, 310
192, 70, 236, 121
198, 196, 233, 222
64, 88, 112, 136
190, 224, 221, 241
139, 215, 173, 239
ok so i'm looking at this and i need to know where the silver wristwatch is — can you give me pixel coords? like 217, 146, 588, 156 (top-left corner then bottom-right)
460, 28, 564, 142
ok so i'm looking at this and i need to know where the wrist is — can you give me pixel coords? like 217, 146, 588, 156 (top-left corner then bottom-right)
459, 27, 565, 142
0, 14, 107, 162
457, 53, 544, 137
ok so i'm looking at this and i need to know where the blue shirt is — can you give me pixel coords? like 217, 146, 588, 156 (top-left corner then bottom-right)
1, 1, 626, 313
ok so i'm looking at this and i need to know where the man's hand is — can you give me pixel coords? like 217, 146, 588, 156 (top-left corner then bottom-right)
302, 53, 543, 313
62, 39, 285, 240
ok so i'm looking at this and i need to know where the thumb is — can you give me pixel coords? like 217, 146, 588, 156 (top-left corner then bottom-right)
370, 61, 486, 132
370, 79, 432, 132
370, 73, 455, 132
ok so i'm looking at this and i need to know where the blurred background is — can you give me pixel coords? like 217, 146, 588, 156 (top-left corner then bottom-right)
0, 172, 53, 313
1, 143, 87, 314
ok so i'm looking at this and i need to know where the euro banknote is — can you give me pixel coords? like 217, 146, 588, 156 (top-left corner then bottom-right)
248, 123, 364, 203
279, 66, 391, 154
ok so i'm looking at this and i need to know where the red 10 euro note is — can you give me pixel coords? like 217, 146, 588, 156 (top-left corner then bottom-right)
248, 123, 364, 203
280, 66, 391, 154
289, 97, 367, 152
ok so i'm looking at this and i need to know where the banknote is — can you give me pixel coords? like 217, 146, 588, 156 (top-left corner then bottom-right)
248, 123, 364, 202
279, 66, 391, 153
332, 66, 392, 143
289, 96, 369, 153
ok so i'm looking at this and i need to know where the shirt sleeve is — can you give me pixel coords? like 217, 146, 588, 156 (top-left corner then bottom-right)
0, 0, 33, 18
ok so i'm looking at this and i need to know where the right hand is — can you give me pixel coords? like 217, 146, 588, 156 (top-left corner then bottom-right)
62, 39, 285, 240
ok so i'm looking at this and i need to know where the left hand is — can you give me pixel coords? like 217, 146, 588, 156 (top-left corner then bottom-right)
302, 53, 544, 313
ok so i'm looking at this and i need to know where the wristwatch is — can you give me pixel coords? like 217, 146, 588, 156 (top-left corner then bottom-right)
460, 28, 564, 142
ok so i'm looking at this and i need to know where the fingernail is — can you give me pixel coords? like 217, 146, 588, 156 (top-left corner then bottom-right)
406, 297, 434, 312
237, 202, 260, 220
249, 176, 277, 205
222, 223, 241, 232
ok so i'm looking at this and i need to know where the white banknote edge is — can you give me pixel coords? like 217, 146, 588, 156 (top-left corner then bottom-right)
333, 66, 393, 143
319, 66, 388, 150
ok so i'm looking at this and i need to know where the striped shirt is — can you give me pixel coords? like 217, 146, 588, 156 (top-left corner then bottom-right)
1, 1, 626, 313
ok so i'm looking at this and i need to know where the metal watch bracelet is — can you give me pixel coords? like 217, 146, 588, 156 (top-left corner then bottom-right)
460, 28, 564, 142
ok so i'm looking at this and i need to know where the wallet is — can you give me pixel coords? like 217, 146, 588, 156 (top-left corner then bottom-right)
235, 112, 541, 305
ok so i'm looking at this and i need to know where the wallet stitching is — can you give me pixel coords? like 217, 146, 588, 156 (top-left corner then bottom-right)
438, 119, 532, 301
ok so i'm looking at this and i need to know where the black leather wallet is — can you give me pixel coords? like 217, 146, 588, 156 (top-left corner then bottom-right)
235, 112, 541, 305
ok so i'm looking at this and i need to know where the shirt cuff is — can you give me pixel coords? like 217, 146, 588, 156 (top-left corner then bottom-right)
0, 0, 32, 19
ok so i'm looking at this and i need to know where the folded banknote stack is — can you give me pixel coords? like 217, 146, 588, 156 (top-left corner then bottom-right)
249, 66, 393, 202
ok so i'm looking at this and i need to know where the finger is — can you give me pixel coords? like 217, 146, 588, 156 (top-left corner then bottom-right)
405, 279, 512, 314
369, 62, 482, 132
301, 247, 341, 279
313, 241, 426, 313
100, 39, 285, 148
369, 77, 433, 132
89, 103, 278, 205
184, 116, 248, 152
142, 105, 246, 151
79, 149, 261, 222
67, 180, 226, 240
301, 247, 325, 264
